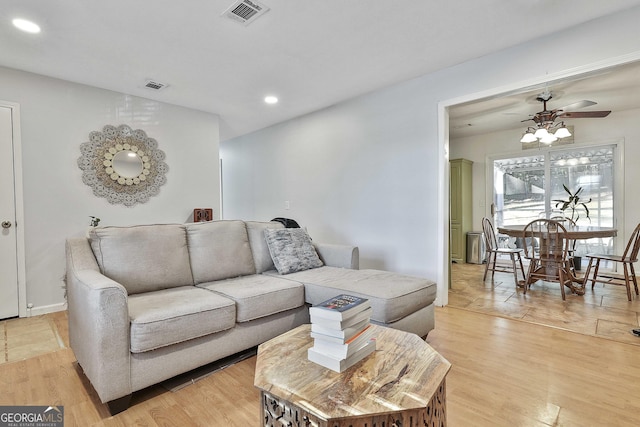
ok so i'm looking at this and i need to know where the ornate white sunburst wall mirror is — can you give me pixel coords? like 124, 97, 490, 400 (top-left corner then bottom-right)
77, 124, 168, 206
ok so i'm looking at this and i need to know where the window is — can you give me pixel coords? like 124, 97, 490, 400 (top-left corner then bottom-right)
492, 144, 617, 253
549, 147, 614, 228
493, 154, 545, 226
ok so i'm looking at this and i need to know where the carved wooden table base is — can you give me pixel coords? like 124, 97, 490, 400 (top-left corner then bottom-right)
261, 380, 446, 427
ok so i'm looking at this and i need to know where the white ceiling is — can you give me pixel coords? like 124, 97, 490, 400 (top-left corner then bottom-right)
2, 0, 640, 141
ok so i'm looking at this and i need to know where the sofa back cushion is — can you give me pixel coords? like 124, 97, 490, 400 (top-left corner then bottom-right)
245, 221, 285, 273
89, 224, 194, 294
186, 220, 256, 284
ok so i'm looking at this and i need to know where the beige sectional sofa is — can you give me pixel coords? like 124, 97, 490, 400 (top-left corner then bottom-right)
65, 220, 437, 414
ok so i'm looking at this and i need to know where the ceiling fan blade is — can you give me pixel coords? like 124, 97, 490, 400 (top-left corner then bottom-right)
560, 110, 611, 118
557, 100, 597, 112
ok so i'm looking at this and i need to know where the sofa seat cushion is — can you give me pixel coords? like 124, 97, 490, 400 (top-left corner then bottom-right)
89, 224, 194, 294
197, 275, 305, 322
128, 286, 236, 353
265, 267, 436, 324
186, 220, 256, 284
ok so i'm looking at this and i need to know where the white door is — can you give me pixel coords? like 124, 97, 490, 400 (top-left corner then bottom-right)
0, 105, 19, 319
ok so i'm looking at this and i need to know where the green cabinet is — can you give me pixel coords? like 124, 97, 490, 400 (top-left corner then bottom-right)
450, 159, 473, 263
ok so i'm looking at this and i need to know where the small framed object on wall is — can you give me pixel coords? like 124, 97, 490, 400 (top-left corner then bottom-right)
193, 208, 213, 222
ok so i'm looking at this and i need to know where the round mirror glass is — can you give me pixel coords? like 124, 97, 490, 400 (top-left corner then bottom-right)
112, 151, 144, 178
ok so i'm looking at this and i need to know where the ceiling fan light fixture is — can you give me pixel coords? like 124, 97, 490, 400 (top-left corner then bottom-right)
519, 91, 609, 148
554, 126, 572, 139
533, 128, 549, 139
520, 132, 537, 143
539, 134, 558, 144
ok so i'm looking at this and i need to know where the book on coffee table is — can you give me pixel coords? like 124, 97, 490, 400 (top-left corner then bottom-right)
310, 318, 370, 343
311, 324, 375, 359
309, 294, 370, 321
310, 306, 373, 331
307, 338, 376, 373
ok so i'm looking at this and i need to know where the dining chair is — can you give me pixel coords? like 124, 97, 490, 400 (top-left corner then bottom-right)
583, 223, 640, 301
522, 219, 573, 300
481, 217, 525, 286
550, 216, 578, 274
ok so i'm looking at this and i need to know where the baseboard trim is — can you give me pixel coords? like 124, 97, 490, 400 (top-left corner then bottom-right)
26, 302, 67, 317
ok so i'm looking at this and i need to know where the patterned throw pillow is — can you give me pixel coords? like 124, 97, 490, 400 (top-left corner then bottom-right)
264, 228, 324, 274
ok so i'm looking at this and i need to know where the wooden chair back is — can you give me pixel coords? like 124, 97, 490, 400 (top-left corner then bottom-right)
522, 219, 573, 299
583, 222, 640, 301
622, 222, 640, 262
522, 219, 569, 263
482, 217, 498, 251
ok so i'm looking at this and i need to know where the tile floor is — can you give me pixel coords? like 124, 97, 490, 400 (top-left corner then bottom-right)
0, 315, 65, 364
450, 262, 640, 346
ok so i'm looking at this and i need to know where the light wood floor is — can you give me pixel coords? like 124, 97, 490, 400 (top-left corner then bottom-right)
429, 306, 640, 426
2, 299, 640, 425
450, 262, 640, 346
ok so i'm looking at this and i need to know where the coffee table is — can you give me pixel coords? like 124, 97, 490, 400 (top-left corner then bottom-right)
254, 324, 451, 427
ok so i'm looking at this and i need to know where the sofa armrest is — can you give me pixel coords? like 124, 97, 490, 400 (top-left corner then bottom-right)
65, 239, 131, 403
313, 243, 359, 270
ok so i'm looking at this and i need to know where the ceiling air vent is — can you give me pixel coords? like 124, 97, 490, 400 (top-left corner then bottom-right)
222, 0, 270, 26
143, 79, 168, 91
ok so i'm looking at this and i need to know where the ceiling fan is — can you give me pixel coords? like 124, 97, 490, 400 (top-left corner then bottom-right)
520, 90, 611, 144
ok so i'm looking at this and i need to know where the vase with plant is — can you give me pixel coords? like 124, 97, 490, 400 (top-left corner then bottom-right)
553, 184, 591, 271
86, 216, 101, 238
553, 184, 591, 222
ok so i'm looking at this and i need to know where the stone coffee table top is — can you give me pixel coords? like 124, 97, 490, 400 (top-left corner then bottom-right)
254, 323, 451, 420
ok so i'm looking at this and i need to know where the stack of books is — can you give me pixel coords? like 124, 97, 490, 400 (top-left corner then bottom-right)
307, 294, 376, 373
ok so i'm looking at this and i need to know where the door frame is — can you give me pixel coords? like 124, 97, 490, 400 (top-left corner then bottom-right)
437, 51, 640, 307
1, 101, 27, 317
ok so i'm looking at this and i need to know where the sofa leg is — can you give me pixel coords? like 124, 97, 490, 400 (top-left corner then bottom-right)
107, 394, 131, 415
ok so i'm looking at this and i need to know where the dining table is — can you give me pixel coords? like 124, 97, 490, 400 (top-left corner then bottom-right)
497, 224, 617, 294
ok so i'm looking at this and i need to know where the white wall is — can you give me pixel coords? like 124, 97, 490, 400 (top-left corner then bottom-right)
450, 107, 640, 241
221, 81, 435, 275
221, 6, 640, 305
0, 66, 220, 314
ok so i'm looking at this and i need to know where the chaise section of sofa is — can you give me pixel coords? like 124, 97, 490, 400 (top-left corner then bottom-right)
265, 266, 436, 337
65, 219, 436, 415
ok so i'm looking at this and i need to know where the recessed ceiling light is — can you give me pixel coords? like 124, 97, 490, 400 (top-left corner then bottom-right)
12, 18, 41, 34
264, 96, 278, 105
